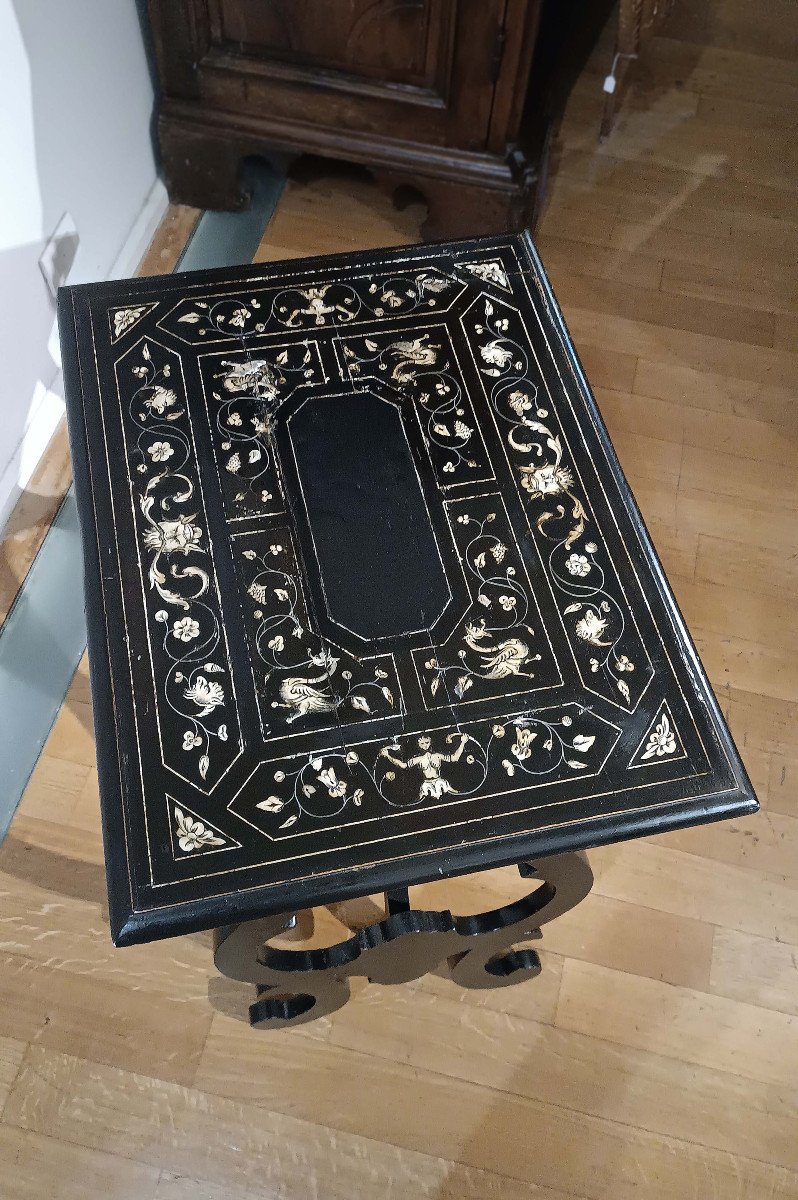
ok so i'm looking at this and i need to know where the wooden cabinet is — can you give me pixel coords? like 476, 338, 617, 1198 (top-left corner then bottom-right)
148, 0, 609, 239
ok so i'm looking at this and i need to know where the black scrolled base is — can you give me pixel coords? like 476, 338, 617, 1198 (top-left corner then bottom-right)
213, 851, 593, 1029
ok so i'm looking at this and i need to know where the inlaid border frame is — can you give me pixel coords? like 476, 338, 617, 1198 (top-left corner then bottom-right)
58, 232, 758, 946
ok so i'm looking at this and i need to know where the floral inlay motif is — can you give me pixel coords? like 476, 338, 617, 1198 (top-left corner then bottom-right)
183, 675, 225, 714
120, 340, 238, 786
110, 303, 157, 342
641, 711, 677, 759
462, 295, 652, 712
565, 553, 591, 577
239, 703, 616, 835
173, 805, 227, 853
457, 260, 511, 291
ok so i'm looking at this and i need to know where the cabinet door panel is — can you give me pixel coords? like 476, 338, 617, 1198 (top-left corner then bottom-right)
196, 0, 505, 150
215, 0, 444, 87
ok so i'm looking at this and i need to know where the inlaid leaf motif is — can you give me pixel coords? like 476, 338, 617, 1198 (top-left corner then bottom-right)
459, 260, 510, 290
641, 712, 677, 759
174, 806, 225, 851
113, 306, 148, 339
257, 797, 285, 812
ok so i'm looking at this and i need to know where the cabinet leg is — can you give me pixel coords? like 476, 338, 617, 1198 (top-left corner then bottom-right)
157, 111, 542, 236
159, 117, 253, 211
372, 166, 539, 241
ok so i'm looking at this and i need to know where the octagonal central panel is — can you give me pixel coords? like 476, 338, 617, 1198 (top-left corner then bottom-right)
286, 391, 451, 642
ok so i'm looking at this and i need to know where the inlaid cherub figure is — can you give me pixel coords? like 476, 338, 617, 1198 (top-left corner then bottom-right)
379, 732, 469, 800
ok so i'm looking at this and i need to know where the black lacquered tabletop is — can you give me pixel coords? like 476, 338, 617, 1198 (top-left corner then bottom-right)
59, 232, 756, 944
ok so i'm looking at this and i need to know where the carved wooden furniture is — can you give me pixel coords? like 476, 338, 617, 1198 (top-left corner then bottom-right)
59, 233, 756, 1029
146, 0, 614, 239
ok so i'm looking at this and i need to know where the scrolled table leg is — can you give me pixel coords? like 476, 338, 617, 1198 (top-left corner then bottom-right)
213, 914, 354, 1028
447, 851, 593, 988
212, 851, 593, 1029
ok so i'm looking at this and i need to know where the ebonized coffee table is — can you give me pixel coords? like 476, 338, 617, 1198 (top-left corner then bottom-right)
59, 233, 756, 1028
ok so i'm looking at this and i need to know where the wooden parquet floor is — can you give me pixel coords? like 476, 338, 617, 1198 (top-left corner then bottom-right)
1, 4, 797, 1196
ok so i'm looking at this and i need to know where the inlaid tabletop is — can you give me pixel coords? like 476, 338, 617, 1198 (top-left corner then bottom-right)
59, 233, 756, 945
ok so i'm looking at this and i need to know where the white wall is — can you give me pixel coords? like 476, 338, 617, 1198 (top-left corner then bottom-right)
0, 0, 165, 531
